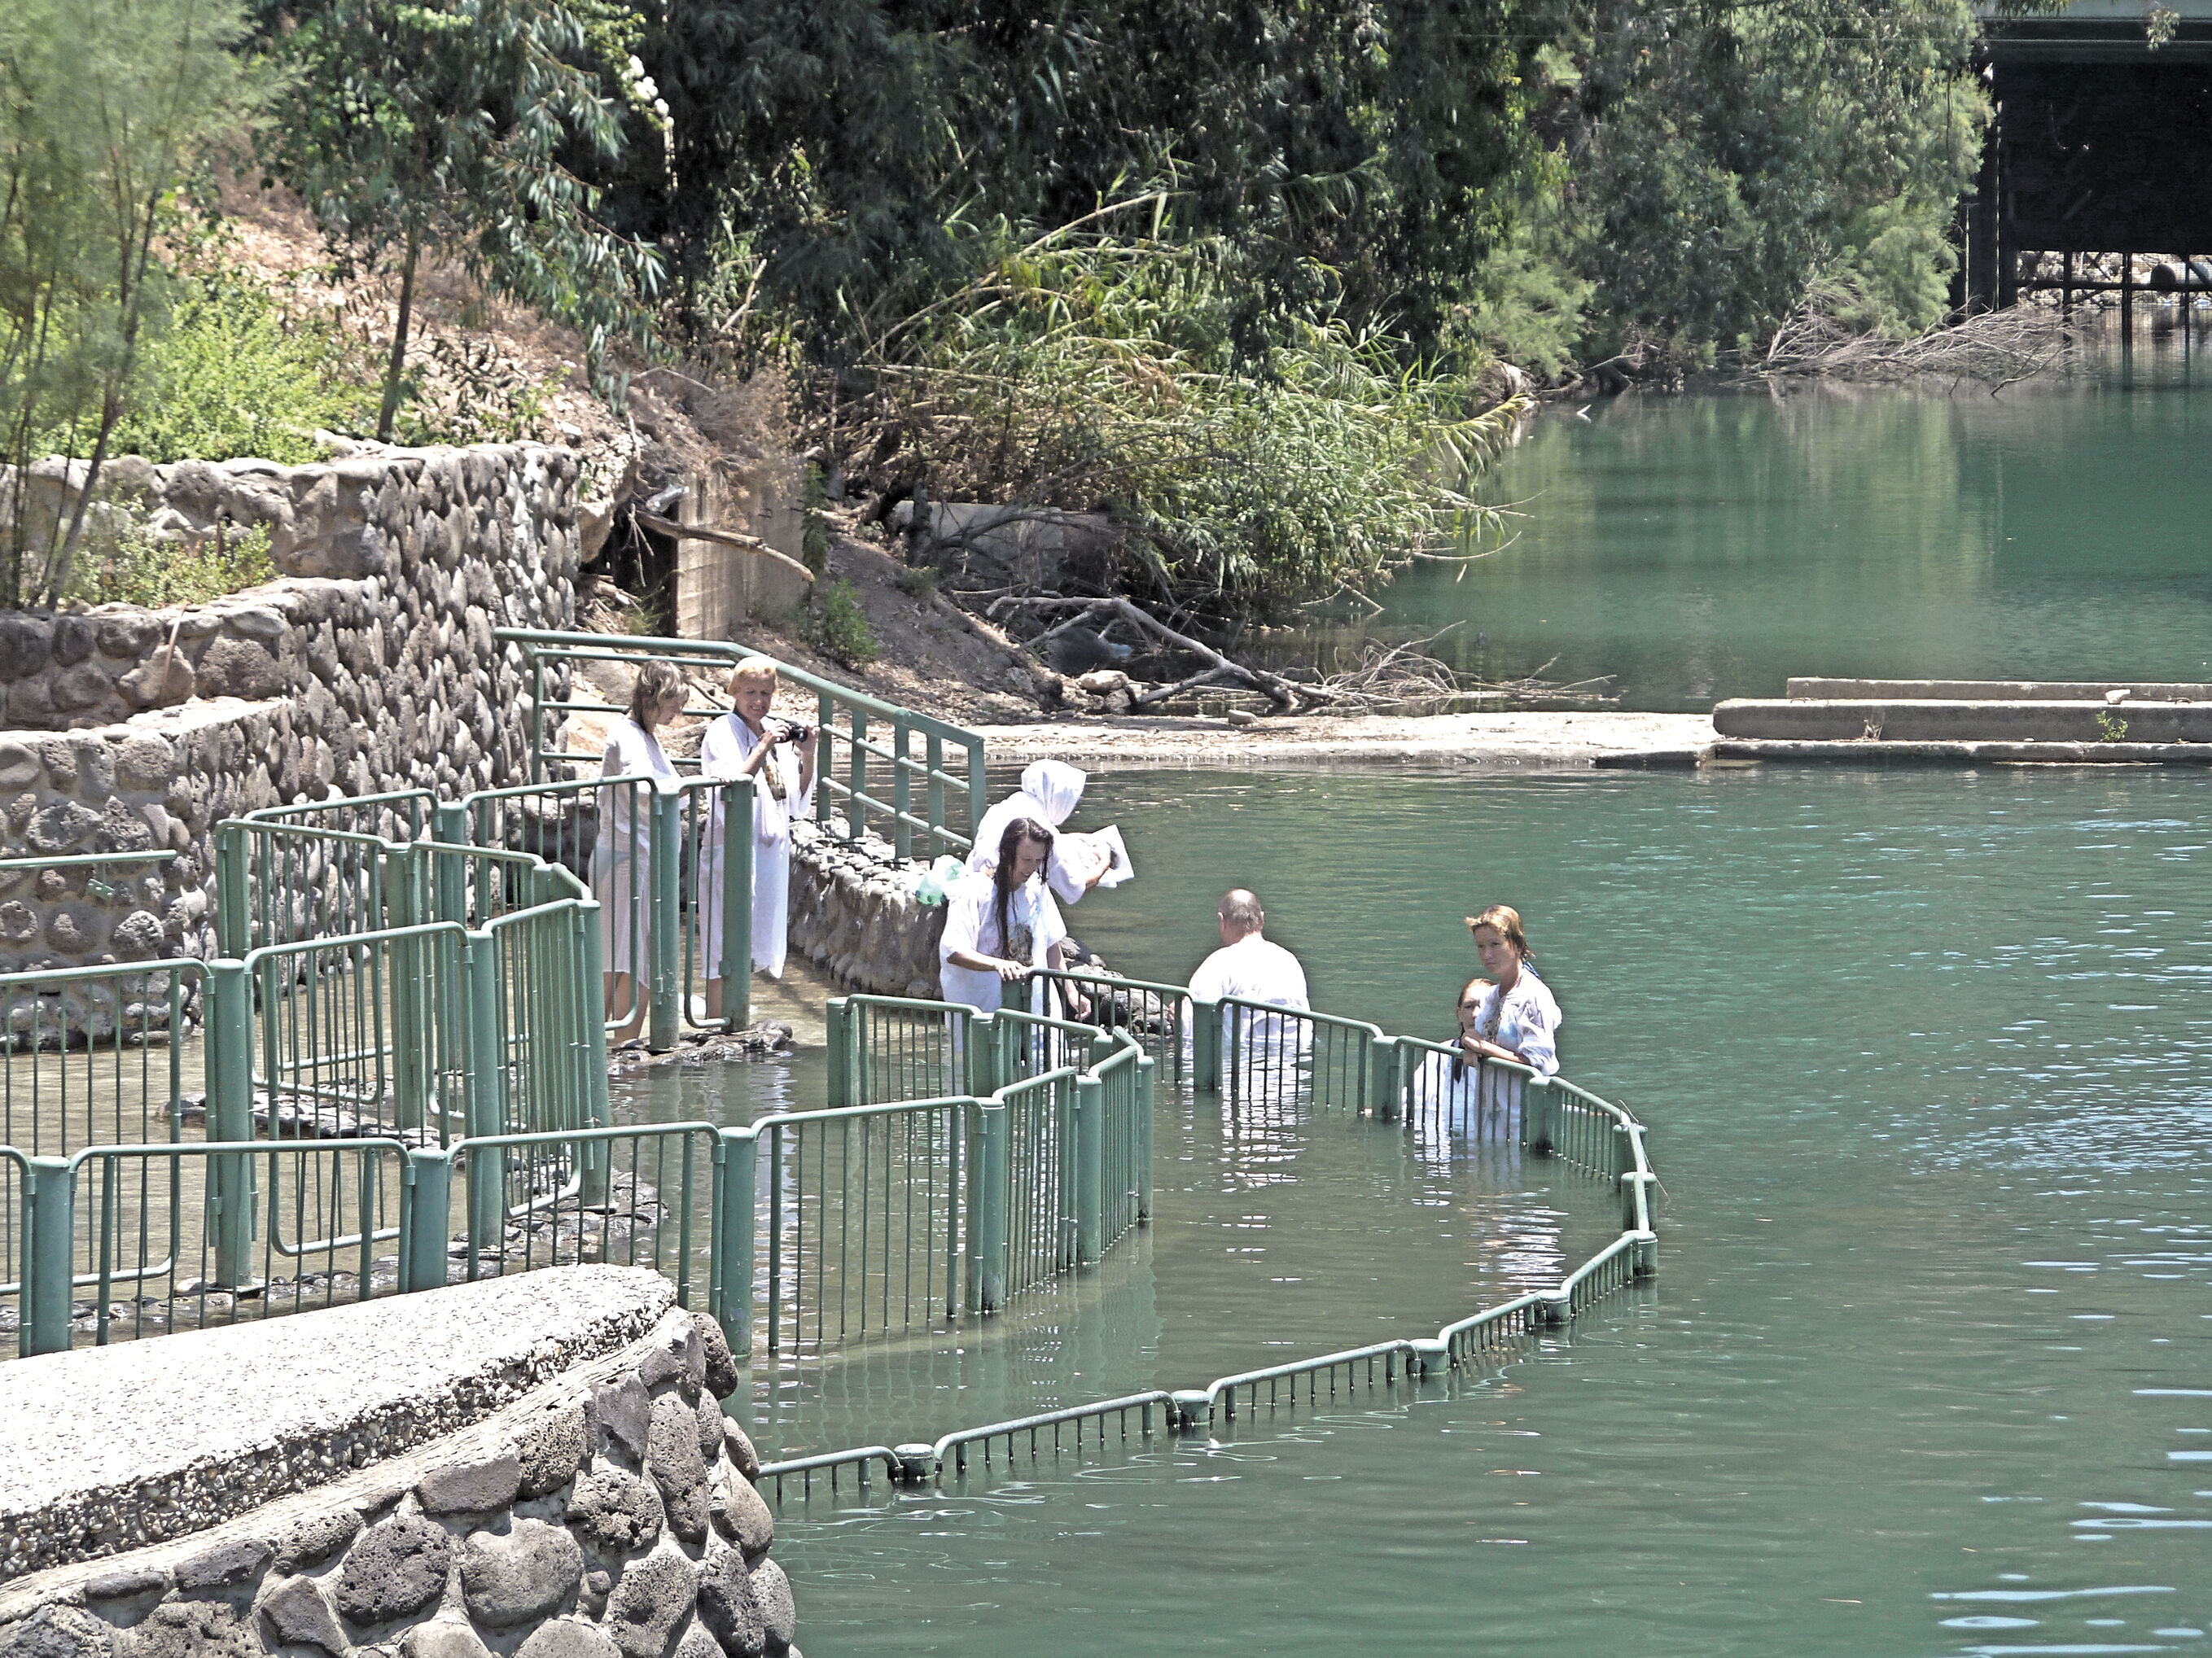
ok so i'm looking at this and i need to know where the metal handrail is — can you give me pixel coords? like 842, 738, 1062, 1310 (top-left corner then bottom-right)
495, 627, 988, 860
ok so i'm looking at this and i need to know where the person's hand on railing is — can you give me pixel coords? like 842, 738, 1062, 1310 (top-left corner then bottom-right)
1459, 1033, 1523, 1065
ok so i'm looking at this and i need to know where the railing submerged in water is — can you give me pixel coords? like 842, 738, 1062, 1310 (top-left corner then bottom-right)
757, 982, 1660, 1495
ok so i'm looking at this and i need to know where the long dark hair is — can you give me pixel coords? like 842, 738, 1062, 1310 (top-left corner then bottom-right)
992, 816, 1053, 957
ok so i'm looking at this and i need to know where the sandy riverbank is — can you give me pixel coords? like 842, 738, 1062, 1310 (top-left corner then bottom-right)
968, 711, 1719, 770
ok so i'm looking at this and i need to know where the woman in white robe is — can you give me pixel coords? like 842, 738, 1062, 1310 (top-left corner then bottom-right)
594, 660, 687, 1044
1460, 904, 1563, 1123
699, 659, 817, 1017
967, 759, 1125, 904
940, 818, 1091, 1026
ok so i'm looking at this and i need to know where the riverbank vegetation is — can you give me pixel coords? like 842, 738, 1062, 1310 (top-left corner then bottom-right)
6, 0, 2078, 616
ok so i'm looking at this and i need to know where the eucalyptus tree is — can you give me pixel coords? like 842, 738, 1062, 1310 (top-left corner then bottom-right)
1, 0, 261, 606
251, 0, 664, 440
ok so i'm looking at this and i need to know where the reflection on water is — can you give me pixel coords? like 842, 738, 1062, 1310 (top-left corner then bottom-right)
638, 763, 2212, 1656
1285, 322, 2212, 709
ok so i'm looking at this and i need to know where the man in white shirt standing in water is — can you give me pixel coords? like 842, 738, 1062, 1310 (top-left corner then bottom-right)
1187, 888, 1309, 1023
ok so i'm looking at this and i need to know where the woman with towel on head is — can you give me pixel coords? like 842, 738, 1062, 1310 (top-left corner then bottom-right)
966, 759, 1131, 905
699, 658, 817, 1020
594, 659, 687, 1045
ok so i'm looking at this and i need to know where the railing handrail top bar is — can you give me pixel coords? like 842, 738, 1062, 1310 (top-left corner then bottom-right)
0, 958, 208, 989
243, 920, 470, 964
992, 1066, 1081, 1099
242, 790, 432, 823
842, 994, 988, 1018
992, 1008, 1105, 1039
217, 816, 392, 850
0, 851, 179, 871
1206, 1340, 1417, 1401
66, 1136, 409, 1170
1558, 1232, 1638, 1293
1217, 996, 1385, 1039
931, 1391, 1177, 1459
1435, 1293, 1548, 1344
450, 1121, 723, 1152
496, 627, 986, 746
755, 1446, 903, 1481
760, 1096, 977, 1130
481, 897, 590, 934
1032, 968, 1201, 1000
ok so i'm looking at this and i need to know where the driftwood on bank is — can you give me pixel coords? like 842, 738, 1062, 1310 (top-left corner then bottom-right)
988, 593, 1342, 710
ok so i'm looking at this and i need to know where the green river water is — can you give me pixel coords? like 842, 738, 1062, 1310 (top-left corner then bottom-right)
617, 338, 2212, 1655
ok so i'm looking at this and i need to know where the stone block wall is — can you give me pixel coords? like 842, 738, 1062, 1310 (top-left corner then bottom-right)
784, 822, 946, 998
0, 1278, 802, 1658
0, 446, 580, 979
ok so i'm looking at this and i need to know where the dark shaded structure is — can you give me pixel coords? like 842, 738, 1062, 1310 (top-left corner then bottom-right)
1964, 3, 2212, 320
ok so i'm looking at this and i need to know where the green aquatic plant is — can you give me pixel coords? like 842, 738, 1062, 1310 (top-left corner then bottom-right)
2097, 710, 2129, 743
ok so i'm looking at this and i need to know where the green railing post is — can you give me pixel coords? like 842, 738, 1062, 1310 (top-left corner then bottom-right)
649, 791, 680, 1052
386, 851, 427, 1134
1193, 999, 1222, 1092
825, 999, 852, 1109
718, 779, 754, 1031
974, 1100, 1008, 1313
1368, 1037, 1404, 1124
431, 803, 469, 924
206, 960, 257, 1290
891, 720, 912, 861
926, 733, 946, 860
462, 934, 505, 1258
847, 705, 869, 839
216, 823, 249, 956
401, 1148, 453, 1293
578, 897, 612, 1205
1524, 1075, 1554, 1155
966, 742, 987, 851
713, 1128, 758, 1359
966, 1012, 1001, 1100
1075, 1074, 1103, 1267
24, 1157, 74, 1356
1136, 1053, 1155, 1225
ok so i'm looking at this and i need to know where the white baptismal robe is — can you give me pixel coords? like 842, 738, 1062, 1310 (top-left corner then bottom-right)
592, 716, 681, 977
936, 872, 1067, 1017
1186, 935, 1309, 1058
1467, 967, 1562, 1117
699, 713, 814, 980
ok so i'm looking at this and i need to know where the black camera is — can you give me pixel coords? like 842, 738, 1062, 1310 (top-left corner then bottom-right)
782, 722, 814, 746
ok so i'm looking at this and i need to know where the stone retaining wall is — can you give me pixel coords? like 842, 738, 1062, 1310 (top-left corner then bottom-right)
784, 822, 946, 998
0, 446, 580, 979
0, 1271, 801, 1658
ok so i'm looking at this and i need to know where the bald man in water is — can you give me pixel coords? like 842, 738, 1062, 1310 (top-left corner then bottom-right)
1186, 889, 1309, 1013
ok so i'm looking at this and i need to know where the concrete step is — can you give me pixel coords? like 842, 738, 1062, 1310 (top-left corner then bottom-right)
1715, 698, 2212, 743
1785, 677, 2212, 702
1711, 738, 2212, 766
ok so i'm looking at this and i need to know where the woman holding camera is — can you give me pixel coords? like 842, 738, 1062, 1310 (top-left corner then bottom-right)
701, 658, 816, 1015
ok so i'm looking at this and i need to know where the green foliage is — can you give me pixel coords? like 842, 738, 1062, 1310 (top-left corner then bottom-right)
1518, 0, 1991, 371
847, 209, 1523, 615
799, 463, 830, 578
1, 0, 266, 606
891, 564, 938, 605
804, 579, 878, 667
68, 520, 275, 607
591, 0, 1542, 361
2098, 710, 2129, 743
103, 258, 379, 464
250, 0, 665, 439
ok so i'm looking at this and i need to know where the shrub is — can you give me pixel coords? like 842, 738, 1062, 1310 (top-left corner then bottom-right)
68, 521, 276, 608
804, 580, 878, 667
831, 213, 1522, 617
101, 262, 380, 466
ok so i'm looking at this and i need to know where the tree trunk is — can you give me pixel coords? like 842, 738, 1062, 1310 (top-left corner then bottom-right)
377, 228, 422, 444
